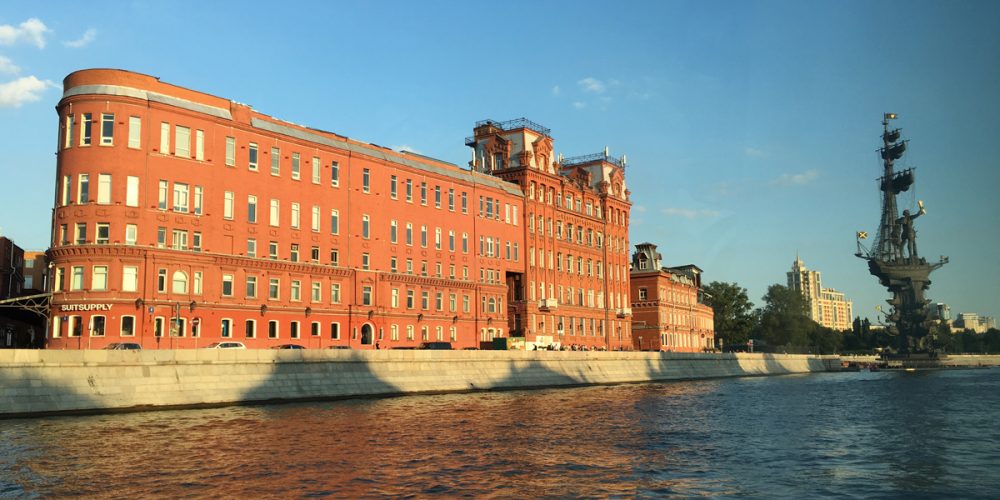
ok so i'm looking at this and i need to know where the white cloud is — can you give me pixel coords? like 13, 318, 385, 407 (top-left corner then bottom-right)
744, 147, 767, 158
0, 76, 57, 108
0, 56, 20, 75
64, 28, 97, 48
0, 18, 50, 49
633, 205, 648, 214
577, 76, 606, 94
661, 207, 721, 219
551, 85, 560, 96
571, 101, 586, 109
393, 145, 422, 155
769, 169, 819, 187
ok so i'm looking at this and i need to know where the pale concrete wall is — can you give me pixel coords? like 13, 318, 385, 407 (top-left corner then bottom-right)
0, 350, 841, 417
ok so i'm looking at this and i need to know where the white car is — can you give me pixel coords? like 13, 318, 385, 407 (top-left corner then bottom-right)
204, 341, 247, 349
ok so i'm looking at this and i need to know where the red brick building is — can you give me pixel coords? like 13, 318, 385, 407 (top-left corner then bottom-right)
46, 69, 632, 350
468, 121, 633, 350
629, 243, 714, 352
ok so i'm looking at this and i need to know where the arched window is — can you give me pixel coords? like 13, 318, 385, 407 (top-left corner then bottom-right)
172, 270, 188, 294
488, 297, 496, 313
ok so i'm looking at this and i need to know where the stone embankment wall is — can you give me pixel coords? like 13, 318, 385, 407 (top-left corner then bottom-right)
0, 350, 840, 417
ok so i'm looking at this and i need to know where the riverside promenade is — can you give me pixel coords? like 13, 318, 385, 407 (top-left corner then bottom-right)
1, 350, 841, 418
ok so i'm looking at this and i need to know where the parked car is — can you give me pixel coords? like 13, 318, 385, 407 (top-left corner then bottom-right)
104, 342, 142, 350
204, 342, 247, 349
419, 342, 453, 350
327, 345, 352, 350
272, 344, 305, 349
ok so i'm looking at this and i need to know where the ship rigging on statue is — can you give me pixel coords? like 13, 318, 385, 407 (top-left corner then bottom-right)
856, 113, 948, 356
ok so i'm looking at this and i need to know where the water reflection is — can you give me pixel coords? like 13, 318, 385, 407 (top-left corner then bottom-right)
3, 369, 999, 497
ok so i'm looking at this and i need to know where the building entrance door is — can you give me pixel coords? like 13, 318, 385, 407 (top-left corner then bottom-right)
360, 324, 374, 345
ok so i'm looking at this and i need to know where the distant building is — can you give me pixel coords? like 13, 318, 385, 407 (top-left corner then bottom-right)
0, 236, 25, 299
22, 251, 48, 295
934, 303, 951, 322
955, 312, 993, 333
786, 256, 853, 331
629, 243, 714, 352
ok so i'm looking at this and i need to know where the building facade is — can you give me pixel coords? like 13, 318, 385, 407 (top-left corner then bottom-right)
467, 120, 633, 350
629, 243, 714, 352
1, 237, 25, 300
46, 69, 631, 350
22, 251, 48, 294
786, 256, 853, 331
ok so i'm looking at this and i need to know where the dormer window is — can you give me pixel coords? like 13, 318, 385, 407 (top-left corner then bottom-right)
638, 254, 648, 270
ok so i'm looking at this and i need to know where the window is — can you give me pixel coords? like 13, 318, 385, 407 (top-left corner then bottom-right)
390, 220, 398, 243
246, 276, 257, 298
291, 202, 300, 229
159, 122, 169, 153
60, 175, 70, 206
157, 269, 167, 292
78, 174, 89, 204
125, 224, 137, 246
225, 137, 236, 166
271, 147, 280, 175
157, 180, 167, 209
291, 152, 300, 180
330, 209, 339, 234
406, 290, 414, 308
362, 168, 370, 192
420, 225, 427, 248
405, 223, 413, 245
245, 319, 256, 339
81, 113, 92, 146
220, 318, 233, 338
290, 321, 300, 339
249, 142, 259, 170
311, 282, 321, 302
222, 274, 234, 296
311, 246, 320, 263
128, 116, 140, 149
269, 199, 280, 226
330, 283, 341, 303
224, 191, 234, 219
172, 271, 188, 294
86, 222, 109, 247
330, 249, 339, 266
126, 176, 139, 207
311, 156, 321, 184
331, 161, 340, 186
175, 125, 191, 158
64, 114, 74, 149
311, 322, 321, 337
193, 271, 202, 295
195, 130, 204, 161
391, 288, 399, 308
330, 323, 340, 340
420, 182, 427, 205
390, 175, 397, 198
74, 223, 87, 245
173, 183, 189, 213
434, 185, 441, 208
121, 316, 136, 337
362, 286, 372, 306
268, 241, 278, 260
92, 266, 108, 290
311, 205, 320, 232
449, 231, 455, 252
448, 189, 455, 211
269, 278, 280, 300
291, 280, 301, 301
91, 316, 106, 336
361, 253, 370, 270
435, 228, 442, 250
247, 238, 257, 258
193, 186, 203, 215
461, 192, 468, 213
362, 214, 370, 239
405, 179, 413, 202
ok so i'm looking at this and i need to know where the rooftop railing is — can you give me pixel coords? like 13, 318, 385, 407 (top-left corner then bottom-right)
561, 152, 625, 168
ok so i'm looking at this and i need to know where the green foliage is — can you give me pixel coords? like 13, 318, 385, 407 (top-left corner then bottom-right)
756, 284, 812, 348
703, 281, 755, 347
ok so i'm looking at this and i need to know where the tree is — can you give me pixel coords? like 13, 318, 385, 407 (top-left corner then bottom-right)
756, 284, 812, 348
703, 281, 756, 347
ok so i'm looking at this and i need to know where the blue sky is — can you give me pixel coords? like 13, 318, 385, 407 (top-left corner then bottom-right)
2, 0, 998, 322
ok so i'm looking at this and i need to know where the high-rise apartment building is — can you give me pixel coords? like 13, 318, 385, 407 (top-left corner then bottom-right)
787, 256, 853, 331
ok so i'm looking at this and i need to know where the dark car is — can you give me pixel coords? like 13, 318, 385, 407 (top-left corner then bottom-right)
272, 344, 305, 349
419, 342, 453, 350
104, 342, 142, 350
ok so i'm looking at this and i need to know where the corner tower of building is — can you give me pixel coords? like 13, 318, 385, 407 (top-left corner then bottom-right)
468, 119, 632, 349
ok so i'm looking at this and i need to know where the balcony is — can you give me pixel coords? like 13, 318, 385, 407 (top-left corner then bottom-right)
538, 298, 558, 311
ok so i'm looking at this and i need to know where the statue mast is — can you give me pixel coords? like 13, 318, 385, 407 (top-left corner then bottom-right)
856, 113, 948, 356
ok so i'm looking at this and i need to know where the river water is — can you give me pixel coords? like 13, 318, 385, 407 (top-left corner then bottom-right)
2, 368, 998, 498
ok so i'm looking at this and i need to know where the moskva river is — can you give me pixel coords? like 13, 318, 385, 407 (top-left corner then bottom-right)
2, 368, 998, 498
